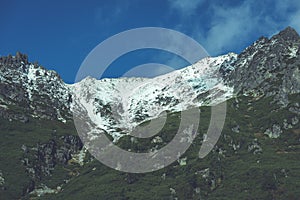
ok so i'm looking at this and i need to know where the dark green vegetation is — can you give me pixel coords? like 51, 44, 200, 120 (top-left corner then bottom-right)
0, 118, 79, 199
0, 94, 300, 199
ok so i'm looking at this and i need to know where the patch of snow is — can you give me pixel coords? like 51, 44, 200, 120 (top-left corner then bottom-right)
25, 64, 37, 100
288, 46, 298, 57
56, 109, 66, 123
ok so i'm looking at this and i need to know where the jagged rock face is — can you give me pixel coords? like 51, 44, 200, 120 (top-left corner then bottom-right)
0, 52, 29, 66
20, 135, 84, 195
223, 27, 300, 105
0, 52, 72, 122
21, 135, 83, 179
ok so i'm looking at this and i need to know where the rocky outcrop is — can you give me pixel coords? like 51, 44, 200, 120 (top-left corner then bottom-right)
21, 135, 83, 180
0, 170, 5, 190
248, 139, 263, 154
264, 124, 282, 138
223, 27, 300, 106
0, 52, 28, 66
20, 135, 84, 196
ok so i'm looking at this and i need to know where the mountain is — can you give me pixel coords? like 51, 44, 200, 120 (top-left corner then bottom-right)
0, 27, 299, 199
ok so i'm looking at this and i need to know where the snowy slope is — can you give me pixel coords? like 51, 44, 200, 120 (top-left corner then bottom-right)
70, 53, 237, 141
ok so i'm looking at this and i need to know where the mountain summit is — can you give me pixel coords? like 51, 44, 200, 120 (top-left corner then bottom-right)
224, 26, 300, 105
272, 26, 300, 42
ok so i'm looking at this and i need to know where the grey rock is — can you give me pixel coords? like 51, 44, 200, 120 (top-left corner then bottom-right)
292, 116, 299, 125
264, 124, 282, 138
283, 119, 293, 130
196, 168, 210, 178
0, 170, 4, 186
224, 27, 300, 106
231, 125, 240, 133
248, 139, 263, 154
289, 106, 300, 115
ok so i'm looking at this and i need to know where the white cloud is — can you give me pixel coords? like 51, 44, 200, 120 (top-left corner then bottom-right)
192, 1, 300, 55
198, 2, 260, 55
169, 0, 205, 16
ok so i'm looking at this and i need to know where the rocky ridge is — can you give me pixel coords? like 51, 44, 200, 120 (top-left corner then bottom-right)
222, 26, 300, 106
0, 53, 72, 123
0, 26, 299, 199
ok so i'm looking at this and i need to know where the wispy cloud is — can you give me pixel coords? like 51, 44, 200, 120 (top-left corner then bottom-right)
168, 0, 205, 16
196, 1, 294, 55
167, 0, 300, 56
94, 3, 127, 26
197, 1, 267, 55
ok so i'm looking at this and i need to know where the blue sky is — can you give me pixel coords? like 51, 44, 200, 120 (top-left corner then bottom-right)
1, 0, 300, 83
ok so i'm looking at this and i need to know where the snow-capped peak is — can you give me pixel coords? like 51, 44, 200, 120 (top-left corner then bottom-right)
71, 53, 237, 141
